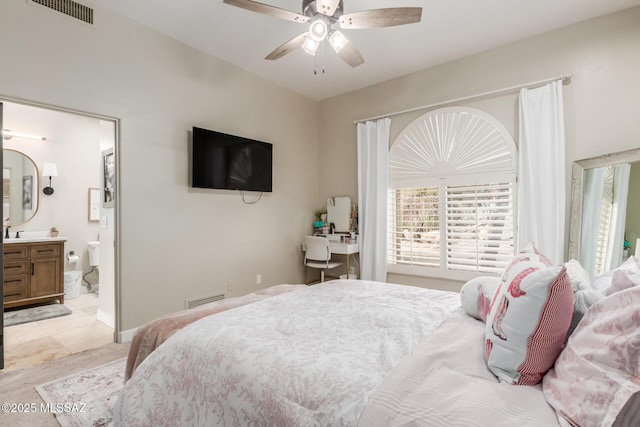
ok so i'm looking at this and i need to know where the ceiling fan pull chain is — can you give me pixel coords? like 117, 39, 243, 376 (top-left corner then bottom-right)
313, 51, 318, 75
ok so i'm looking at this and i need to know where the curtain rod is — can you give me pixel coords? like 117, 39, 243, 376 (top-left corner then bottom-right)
353, 73, 573, 125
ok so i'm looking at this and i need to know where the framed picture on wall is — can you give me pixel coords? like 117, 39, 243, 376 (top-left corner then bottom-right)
22, 175, 33, 210
102, 148, 115, 208
88, 187, 100, 221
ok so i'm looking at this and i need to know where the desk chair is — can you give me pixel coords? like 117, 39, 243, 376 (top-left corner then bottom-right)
304, 236, 343, 285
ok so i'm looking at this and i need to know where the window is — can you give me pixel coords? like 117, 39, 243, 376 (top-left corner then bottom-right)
388, 107, 518, 279
388, 187, 440, 268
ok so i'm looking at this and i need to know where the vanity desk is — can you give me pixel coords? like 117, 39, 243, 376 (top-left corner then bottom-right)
308, 195, 360, 279
302, 235, 360, 279
3, 237, 67, 309
327, 238, 360, 278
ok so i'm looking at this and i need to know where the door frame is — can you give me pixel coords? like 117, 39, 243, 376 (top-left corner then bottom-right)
0, 95, 121, 356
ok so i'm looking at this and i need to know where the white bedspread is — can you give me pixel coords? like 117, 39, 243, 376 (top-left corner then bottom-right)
359, 309, 560, 426
114, 280, 460, 426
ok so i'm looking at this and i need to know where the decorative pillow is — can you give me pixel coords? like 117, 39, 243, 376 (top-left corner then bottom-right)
543, 286, 640, 427
484, 243, 573, 385
460, 276, 501, 322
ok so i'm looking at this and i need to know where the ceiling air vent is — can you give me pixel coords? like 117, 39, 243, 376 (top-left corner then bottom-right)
185, 293, 225, 310
29, 0, 94, 24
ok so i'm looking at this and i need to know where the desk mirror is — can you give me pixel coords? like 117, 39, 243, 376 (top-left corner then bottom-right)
327, 196, 351, 232
568, 147, 640, 278
3, 149, 40, 227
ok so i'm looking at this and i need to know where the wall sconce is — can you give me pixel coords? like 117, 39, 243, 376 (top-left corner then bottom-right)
42, 162, 58, 195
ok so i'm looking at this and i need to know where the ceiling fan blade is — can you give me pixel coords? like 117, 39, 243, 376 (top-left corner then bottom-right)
335, 40, 364, 68
223, 0, 309, 23
316, 0, 341, 17
339, 7, 422, 29
265, 32, 309, 60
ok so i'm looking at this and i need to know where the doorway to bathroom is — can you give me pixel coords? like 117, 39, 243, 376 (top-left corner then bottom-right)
1, 97, 119, 371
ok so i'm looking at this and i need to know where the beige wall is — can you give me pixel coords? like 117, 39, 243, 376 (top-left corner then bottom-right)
2, 1, 639, 331
319, 7, 640, 289
0, 0, 320, 332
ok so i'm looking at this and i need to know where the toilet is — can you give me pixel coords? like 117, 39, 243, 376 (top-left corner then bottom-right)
87, 241, 100, 267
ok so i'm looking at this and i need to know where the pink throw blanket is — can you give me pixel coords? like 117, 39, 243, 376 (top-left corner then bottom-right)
124, 284, 307, 381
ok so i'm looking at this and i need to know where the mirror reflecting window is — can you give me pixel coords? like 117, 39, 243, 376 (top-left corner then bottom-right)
3, 149, 40, 227
327, 196, 351, 232
568, 148, 640, 278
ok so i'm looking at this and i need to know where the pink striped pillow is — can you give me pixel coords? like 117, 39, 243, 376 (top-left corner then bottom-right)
484, 244, 574, 385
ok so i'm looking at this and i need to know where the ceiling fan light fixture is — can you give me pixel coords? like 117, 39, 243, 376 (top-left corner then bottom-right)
224, 0, 423, 68
328, 30, 347, 52
308, 17, 328, 41
301, 37, 320, 55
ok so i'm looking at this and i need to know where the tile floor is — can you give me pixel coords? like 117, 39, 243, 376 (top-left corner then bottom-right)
2, 293, 114, 372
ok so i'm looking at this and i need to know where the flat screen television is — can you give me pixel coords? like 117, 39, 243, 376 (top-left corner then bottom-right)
191, 127, 273, 192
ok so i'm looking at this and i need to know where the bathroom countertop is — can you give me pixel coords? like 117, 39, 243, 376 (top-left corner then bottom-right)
3, 237, 68, 244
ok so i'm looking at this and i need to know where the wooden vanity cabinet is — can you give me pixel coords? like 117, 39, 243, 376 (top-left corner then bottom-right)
3, 241, 65, 309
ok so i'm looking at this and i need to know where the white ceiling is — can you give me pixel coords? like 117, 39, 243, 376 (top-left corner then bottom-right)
87, 0, 640, 101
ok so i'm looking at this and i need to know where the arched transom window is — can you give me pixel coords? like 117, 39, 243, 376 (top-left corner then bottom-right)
388, 106, 518, 278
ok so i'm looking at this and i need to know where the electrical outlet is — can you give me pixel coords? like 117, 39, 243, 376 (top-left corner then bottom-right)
256, 274, 262, 285
226, 281, 232, 291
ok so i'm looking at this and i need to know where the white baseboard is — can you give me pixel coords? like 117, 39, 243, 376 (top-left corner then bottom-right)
118, 327, 137, 343
96, 308, 114, 328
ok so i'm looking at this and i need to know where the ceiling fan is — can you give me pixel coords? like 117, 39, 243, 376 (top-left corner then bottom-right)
222, 0, 422, 67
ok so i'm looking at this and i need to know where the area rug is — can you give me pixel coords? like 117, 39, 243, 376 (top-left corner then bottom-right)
0, 342, 130, 427
4, 303, 72, 327
35, 357, 126, 427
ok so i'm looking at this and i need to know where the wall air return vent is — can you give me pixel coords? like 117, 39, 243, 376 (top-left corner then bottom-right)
29, 0, 94, 25
185, 293, 225, 310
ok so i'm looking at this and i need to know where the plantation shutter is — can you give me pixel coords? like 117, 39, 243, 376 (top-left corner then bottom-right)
446, 182, 515, 273
388, 106, 518, 276
594, 165, 615, 276
388, 188, 440, 267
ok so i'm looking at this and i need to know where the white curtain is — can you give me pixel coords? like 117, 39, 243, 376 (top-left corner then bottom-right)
357, 118, 390, 282
518, 80, 566, 264
605, 163, 631, 271
580, 167, 606, 276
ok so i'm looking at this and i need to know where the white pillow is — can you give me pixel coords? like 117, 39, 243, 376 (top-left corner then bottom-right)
591, 256, 640, 296
485, 243, 574, 385
606, 255, 640, 296
573, 289, 605, 315
564, 259, 592, 291
460, 276, 501, 322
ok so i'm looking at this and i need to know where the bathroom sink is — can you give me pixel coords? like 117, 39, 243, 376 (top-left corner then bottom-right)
4, 236, 67, 243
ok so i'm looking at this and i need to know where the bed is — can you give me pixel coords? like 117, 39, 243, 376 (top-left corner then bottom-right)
123, 283, 308, 382
115, 249, 640, 426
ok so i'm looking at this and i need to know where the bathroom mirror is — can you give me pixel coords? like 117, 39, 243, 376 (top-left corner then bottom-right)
2, 149, 40, 227
568, 147, 640, 278
327, 196, 352, 232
